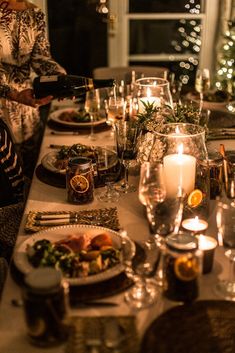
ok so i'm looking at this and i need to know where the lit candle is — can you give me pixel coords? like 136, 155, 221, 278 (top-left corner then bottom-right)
196, 235, 217, 274
163, 144, 196, 197
182, 216, 208, 233
138, 87, 161, 113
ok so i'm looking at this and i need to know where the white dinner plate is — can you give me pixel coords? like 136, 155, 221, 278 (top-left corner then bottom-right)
13, 224, 135, 286
41, 151, 66, 174
185, 92, 228, 111
49, 107, 106, 127
41, 148, 118, 175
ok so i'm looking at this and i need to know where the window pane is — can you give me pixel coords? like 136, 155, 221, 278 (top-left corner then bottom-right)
130, 20, 201, 55
129, 60, 198, 89
129, 0, 202, 13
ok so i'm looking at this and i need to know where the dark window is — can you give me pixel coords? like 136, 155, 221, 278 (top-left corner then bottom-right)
129, 0, 202, 13
130, 19, 201, 55
47, 0, 107, 76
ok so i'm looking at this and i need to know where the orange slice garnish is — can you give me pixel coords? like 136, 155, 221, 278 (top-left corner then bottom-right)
174, 256, 199, 282
70, 175, 89, 193
187, 189, 203, 208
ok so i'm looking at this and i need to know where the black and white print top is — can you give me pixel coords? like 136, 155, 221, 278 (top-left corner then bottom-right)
0, 5, 66, 143
0, 119, 24, 206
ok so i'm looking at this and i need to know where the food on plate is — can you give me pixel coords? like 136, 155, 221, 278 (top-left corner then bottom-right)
90, 233, 113, 249
191, 89, 234, 103
26, 233, 120, 278
54, 143, 97, 170
58, 108, 91, 123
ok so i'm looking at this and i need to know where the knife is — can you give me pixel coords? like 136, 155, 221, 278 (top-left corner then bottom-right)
34, 218, 78, 226
50, 131, 80, 135
35, 213, 75, 220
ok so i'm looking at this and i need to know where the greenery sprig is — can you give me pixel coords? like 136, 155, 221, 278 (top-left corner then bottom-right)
136, 100, 201, 132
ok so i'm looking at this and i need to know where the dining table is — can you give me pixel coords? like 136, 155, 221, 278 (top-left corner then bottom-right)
0, 98, 235, 353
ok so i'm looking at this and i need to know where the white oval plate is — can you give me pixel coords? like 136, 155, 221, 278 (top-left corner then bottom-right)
41, 151, 66, 174
13, 224, 135, 286
49, 108, 106, 127
41, 148, 118, 175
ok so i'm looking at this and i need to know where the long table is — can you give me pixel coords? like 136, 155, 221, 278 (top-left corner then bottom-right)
0, 103, 234, 352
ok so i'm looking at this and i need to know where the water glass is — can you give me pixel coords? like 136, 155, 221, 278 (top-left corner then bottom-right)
215, 200, 235, 300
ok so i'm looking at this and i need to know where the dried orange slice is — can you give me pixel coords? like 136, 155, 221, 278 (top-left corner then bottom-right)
174, 256, 199, 282
187, 189, 203, 208
70, 175, 89, 193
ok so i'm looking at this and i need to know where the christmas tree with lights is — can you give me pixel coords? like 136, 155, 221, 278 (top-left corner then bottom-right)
215, 20, 235, 96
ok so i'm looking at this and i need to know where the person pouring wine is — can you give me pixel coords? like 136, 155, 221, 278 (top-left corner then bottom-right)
0, 0, 66, 177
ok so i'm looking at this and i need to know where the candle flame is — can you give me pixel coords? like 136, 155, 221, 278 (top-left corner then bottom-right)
177, 143, 184, 155
146, 87, 152, 98
175, 126, 181, 135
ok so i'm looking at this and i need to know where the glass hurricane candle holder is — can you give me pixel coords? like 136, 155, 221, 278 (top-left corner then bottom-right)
150, 123, 210, 220
134, 77, 173, 114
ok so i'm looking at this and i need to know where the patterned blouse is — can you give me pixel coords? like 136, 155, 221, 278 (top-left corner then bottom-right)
0, 5, 66, 143
0, 119, 24, 206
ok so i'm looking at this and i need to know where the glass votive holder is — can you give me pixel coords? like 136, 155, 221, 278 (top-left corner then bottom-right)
196, 234, 217, 274
66, 157, 94, 204
162, 232, 202, 303
22, 268, 69, 347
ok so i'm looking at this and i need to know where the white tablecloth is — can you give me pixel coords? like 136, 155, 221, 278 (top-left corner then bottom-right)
0, 104, 234, 352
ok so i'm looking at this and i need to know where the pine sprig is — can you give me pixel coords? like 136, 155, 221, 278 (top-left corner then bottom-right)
136, 101, 160, 128
165, 102, 201, 125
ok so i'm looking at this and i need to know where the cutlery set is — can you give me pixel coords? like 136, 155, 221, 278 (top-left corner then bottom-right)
32, 211, 109, 227
208, 128, 235, 140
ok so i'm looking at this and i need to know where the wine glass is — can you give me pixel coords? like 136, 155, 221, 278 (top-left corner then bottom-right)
138, 162, 166, 236
139, 161, 184, 237
115, 120, 142, 193
195, 68, 210, 111
215, 200, 235, 301
84, 89, 100, 141
120, 229, 160, 310
96, 146, 120, 203
138, 161, 185, 286
105, 93, 126, 137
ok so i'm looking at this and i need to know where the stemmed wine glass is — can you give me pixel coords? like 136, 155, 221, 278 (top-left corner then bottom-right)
138, 162, 166, 236
120, 229, 160, 310
85, 89, 100, 141
96, 145, 120, 203
115, 120, 142, 193
105, 90, 126, 137
215, 199, 235, 301
195, 68, 210, 112
138, 161, 185, 286
139, 161, 184, 237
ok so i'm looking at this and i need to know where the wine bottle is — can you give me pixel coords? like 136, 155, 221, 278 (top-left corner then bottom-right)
33, 75, 115, 99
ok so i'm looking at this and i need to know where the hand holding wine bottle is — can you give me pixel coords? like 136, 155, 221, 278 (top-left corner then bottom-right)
33, 75, 115, 100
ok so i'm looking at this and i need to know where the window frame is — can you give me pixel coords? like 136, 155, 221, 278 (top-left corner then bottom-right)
108, 0, 220, 73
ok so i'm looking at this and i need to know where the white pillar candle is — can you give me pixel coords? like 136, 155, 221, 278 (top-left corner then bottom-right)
138, 87, 161, 113
182, 216, 208, 232
163, 144, 196, 197
196, 235, 217, 251
196, 234, 217, 274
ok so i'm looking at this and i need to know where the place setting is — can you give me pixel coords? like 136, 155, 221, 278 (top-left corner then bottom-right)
47, 88, 113, 136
